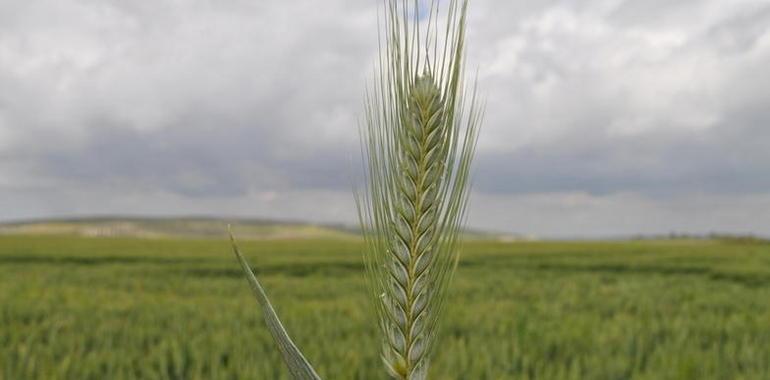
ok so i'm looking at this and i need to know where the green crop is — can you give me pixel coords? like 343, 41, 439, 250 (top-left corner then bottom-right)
3, 235, 770, 379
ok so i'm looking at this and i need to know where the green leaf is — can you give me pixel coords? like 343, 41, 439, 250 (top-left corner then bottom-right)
228, 226, 322, 380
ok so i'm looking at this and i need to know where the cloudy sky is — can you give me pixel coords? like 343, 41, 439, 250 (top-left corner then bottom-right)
1, 0, 770, 238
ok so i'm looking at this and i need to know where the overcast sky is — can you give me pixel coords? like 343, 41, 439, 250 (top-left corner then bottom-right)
1, 0, 770, 238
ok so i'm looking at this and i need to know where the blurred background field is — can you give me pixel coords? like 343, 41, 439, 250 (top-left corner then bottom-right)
2, 226, 770, 379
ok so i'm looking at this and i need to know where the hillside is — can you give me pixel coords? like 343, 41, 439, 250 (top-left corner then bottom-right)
0, 216, 533, 241
0, 217, 358, 240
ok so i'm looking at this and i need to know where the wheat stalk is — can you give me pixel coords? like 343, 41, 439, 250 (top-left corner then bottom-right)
357, 1, 482, 379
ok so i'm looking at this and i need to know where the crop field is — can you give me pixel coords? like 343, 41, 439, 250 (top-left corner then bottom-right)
2, 235, 770, 379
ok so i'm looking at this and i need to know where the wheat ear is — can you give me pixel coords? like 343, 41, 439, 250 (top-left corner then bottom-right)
356, 1, 482, 379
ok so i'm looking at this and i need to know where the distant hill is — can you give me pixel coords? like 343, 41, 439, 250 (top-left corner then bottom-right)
0, 216, 530, 241
0, 217, 359, 240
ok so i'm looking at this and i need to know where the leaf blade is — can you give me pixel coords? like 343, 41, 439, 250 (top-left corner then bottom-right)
228, 226, 322, 380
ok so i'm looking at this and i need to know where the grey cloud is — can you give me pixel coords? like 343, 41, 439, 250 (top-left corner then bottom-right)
609, 0, 712, 27
35, 116, 357, 197
1, 0, 371, 197
467, 0, 770, 198
475, 115, 770, 196
1, 0, 770, 236
705, 5, 770, 54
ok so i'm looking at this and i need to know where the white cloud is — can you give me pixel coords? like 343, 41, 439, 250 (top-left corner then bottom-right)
472, 0, 770, 152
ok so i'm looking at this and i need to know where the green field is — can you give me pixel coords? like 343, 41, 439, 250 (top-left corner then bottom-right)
2, 235, 770, 379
